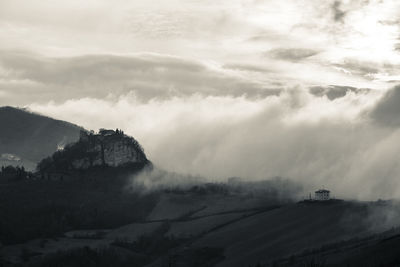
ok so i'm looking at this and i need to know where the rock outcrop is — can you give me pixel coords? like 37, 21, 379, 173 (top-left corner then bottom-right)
72, 129, 147, 168
37, 129, 149, 174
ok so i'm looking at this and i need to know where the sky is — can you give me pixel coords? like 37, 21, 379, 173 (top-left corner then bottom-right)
2, 0, 400, 199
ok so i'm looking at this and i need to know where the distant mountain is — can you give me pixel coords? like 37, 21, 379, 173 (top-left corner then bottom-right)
0, 106, 83, 170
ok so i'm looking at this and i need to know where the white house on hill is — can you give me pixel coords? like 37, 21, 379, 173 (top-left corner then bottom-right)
315, 189, 330, 201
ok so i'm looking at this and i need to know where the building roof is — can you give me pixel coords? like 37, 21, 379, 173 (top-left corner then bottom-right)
315, 189, 330, 193
99, 129, 115, 136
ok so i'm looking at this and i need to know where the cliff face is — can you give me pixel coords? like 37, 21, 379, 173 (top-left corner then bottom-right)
71, 129, 147, 169
38, 129, 148, 173
104, 137, 143, 166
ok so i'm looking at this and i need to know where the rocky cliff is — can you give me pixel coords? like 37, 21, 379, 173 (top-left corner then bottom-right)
37, 129, 149, 174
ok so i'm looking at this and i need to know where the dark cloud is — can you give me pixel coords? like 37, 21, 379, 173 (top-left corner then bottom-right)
0, 51, 280, 105
379, 19, 400, 26
266, 48, 319, 62
309, 85, 370, 100
386, 80, 400, 83
332, 0, 347, 22
370, 85, 400, 127
223, 63, 271, 73
331, 0, 373, 23
247, 30, 289, 43
333, 59, 380, 77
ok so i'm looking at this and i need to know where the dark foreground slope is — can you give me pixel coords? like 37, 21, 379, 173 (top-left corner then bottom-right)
1, 177, 400, 267
0, 166, 157, 246
190, 200, 395, 267
0, 106, 82, 169
274, 228, 400, 267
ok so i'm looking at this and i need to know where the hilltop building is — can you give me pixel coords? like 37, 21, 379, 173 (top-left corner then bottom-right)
99, 128, 116, 136
315, 189, 330, 201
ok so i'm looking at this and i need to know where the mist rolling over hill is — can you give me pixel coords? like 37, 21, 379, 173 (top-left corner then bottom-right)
1, 109, 400, 266
2, 158, 400, 266
3, 0, 400, 266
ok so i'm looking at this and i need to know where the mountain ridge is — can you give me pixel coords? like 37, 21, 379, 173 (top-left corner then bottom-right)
0, 106, 83, 170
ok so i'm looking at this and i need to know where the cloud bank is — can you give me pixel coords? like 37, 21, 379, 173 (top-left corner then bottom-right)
27, 84, 400, 200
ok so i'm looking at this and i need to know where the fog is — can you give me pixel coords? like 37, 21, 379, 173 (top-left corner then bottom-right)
128, 167, 207, 194
27, 84, 400, 200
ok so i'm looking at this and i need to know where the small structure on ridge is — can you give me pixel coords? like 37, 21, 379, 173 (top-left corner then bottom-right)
315, 189, 330, 201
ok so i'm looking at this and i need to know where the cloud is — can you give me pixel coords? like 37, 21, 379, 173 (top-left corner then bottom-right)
330, 58, 400, 82
333, 59, 380, 76
0, 0, 398, 91
370, 85, 400, 127
222, 63, 273, 73
309, 85, 370, 100
1, 50, 380, 109
0, 51, 282, 105
1, 0, 398, 107
29, 86, 400, 201
266, 48, 319, 62
332, 0, 347, 22
128, 167, 206, 194
129, 167, 303, 201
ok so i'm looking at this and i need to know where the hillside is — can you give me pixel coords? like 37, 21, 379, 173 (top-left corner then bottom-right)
273, 227, 400, 267
191, 201, 372, 267
0, 108, 399, 266
0, 106, 83, 170
1, 176, 399, 267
